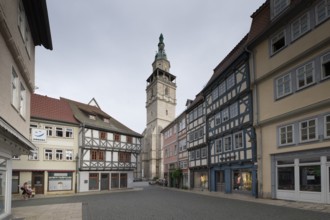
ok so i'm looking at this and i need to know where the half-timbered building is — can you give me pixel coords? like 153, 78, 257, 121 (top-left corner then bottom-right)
203, 35, 257, 196
62, 98, 142, 192
186, 94, 208, 190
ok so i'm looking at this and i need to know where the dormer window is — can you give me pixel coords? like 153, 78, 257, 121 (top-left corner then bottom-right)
272, 0, 290, 19
103, 118, 110, 123
89, 114, 96, 120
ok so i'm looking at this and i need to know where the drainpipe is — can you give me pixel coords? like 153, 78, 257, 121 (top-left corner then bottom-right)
245, 46, 262, 198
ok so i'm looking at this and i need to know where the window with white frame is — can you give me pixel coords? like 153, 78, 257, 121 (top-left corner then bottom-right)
230, 102, 238, 118
272, 0, 290, 18
279, 124, 294, 145
219, 82, 226, 96
28, 148, 39, 160
44, 149, 53, 160
234, 132, 243, 149
215, 138, 222, 153
179, 139, 186, 152
222, 108, 229, 122
56, 127, 63, 137
226, 74, 235, 90
215, 112, 221, 125
296, 62, 315, 89
19, 83, 26, 117
55, 149, 63, 160
196, 149, 200, 159
190, 151, 195, 160
300, 119, 317, 142
65, 128, 73, 138
201, 147, 207, 158
291, 13, 310, 40
315, 0, 330, 24
45, 126, 53, 136
276, 73, 292, 98
29, 124, 37, 134
11, 69, 19, 109
321, 52, 330, 79
66, 150, 73, 160
271, 30, 286, 54
224, 136, 232, 152
325, 114, 330, 138
212, 86, 218, 101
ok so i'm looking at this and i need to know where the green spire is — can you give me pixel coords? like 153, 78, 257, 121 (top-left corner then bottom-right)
155, 33, 167, 60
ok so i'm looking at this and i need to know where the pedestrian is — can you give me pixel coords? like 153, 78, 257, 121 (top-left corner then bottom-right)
20, 182, 32, 200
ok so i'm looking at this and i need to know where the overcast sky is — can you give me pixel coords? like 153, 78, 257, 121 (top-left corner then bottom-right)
35, 0, 265, 134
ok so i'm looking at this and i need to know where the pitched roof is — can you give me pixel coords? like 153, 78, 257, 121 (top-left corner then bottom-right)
61, 97, 143, 138
31, 94, 78, 124
203, 34, 249, 90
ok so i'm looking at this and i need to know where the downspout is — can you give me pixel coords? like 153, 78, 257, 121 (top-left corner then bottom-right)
245, 46, 262, 198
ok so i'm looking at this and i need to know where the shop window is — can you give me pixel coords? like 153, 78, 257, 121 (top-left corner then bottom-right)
89, 173, 99, 190
299, 165, 321, 192
48, 172, 73, 191
278, 167, 295, 190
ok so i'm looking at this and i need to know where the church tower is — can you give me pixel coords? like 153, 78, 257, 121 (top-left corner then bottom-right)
142, 34, 176, 179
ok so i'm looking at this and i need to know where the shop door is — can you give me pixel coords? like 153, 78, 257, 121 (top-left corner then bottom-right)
216, 171, 225, 192
101, 173, 109, 190
120, 173, 127, 188
32, 172, 44, 194
111, 173, 119, 189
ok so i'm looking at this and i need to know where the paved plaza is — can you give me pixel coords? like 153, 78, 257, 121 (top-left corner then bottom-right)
12, 186, 330, 220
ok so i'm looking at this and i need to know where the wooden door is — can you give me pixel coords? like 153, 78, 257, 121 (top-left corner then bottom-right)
120, 173, 127, 188
32, 172, 44, 194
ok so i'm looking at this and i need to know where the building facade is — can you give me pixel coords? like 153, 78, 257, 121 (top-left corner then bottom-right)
12, 94, 79, 196
162, 120, 178, 187
186, 95, 208, 190
248, 0, 330, 203
203, 35, 257, 196
142, 34, 177, 179
0, 0, 52, 218
63, 98, 142, 192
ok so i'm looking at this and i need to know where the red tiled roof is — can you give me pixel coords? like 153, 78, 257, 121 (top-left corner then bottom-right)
31, 94, 79, 124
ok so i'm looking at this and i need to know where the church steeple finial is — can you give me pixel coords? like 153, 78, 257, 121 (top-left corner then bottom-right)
155, 33, 167, 60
